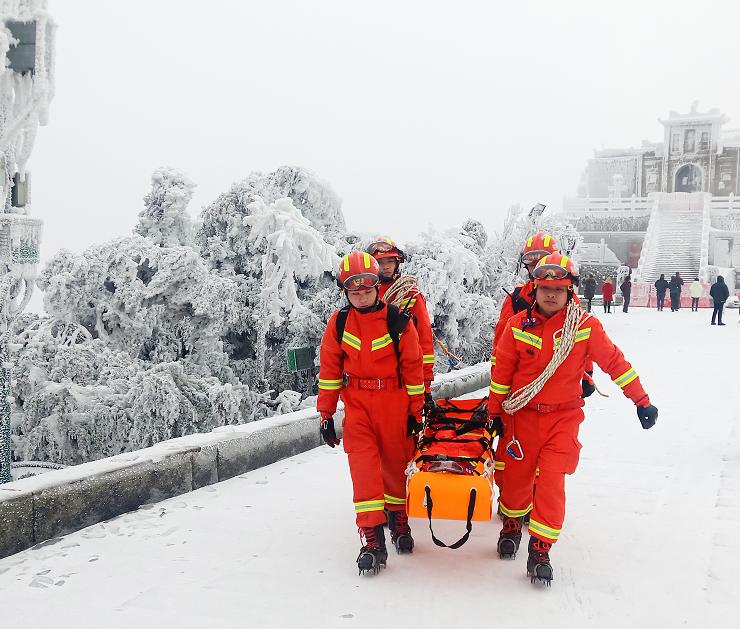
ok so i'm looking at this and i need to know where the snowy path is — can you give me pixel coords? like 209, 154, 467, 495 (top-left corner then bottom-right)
1, 309, 739, 628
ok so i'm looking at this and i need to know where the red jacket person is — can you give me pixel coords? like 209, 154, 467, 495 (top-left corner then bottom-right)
488, 253, 658, 586
317, 250, 425, 575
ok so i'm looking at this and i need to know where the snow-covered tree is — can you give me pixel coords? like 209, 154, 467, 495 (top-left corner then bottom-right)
134, 167, 195, 247
404, 227, 498, 367
244, 196, 338, 386
196, 166, 345, 390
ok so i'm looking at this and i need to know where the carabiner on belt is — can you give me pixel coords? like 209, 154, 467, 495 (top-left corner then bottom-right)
506, 437, 524, 461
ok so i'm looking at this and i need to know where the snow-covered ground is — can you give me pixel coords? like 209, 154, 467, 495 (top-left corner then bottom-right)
1, 308, 738, 628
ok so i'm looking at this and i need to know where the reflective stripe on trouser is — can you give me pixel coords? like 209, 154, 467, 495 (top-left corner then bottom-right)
499, 406, 584, 544
342, 386, 415, 527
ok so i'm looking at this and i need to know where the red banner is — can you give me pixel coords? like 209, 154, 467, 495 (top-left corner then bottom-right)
628, 282, 712, 308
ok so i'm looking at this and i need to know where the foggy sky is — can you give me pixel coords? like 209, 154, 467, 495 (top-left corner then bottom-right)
26, 0, 740, 283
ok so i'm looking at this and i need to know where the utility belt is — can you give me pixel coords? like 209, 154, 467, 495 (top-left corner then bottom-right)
525, 399, 584, 414
343, 374, 400, 390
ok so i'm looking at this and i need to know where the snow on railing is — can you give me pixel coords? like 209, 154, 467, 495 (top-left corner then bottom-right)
710, 194, 740, 212
562, 195, 653, 216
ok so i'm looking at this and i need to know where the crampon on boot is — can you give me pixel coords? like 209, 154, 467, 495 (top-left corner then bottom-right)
497, 516, 523, 559
388, 510, 414, 554
527, 536, 553, 586
357, 524, 388, 575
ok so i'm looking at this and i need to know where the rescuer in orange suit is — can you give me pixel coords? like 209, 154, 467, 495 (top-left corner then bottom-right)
491, 232, 560, 492
492, 233, 597, 495
488, 252, 658, 586
317, 250, 425, 575
367, 237, 436, 413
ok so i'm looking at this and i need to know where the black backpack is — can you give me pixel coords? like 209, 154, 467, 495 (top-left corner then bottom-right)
506, 284, 534, 314
335, 303, 411, 385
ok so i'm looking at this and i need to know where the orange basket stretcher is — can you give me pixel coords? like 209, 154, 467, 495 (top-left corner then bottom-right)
406, 397, 499, 549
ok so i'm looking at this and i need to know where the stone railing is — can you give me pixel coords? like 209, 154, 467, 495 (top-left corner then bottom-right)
0, 363, 491, 558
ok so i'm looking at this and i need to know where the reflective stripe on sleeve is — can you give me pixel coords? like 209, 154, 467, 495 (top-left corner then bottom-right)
489, 380, 511, 395
405, 383, 425, 395
318, 378, 343, 390
423, 354, 435, 364
613, 368, 638, 388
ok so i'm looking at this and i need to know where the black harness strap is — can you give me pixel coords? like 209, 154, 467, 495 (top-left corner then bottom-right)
424, 485, 477, 549
335, 303, 411, 387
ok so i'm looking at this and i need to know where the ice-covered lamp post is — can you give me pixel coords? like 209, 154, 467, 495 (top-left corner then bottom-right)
0, 1, 55, 483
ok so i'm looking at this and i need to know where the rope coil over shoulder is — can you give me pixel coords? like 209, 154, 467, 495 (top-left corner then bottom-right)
502, 299, 585, 414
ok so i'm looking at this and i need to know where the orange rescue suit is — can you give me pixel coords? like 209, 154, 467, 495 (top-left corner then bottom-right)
488, 307, 648, 544
491, 281, 592, 490
317, 302, 425, 527
378, 282, 435, 390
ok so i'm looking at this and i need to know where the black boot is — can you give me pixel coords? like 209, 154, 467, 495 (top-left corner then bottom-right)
388, 510, 414, 554
357, 524, 388, 575
497, 516, 523, 559
526, 536, 553, 586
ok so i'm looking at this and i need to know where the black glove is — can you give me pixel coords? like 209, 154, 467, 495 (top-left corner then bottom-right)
487, 414, 504, 439
581, 371, 595, 398
407, 414, 424, 438
423, 391, 436, 417
320, 414, 340, 447
636, 404, 658, 430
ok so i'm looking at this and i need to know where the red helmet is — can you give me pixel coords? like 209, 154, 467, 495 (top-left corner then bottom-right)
337, 251, 380, 290
367, 237, 406, 262
521, 232, 558, 265
533, 252, 579, 287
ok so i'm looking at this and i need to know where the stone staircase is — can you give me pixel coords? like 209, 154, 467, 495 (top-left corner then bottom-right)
636, 193, 706, 283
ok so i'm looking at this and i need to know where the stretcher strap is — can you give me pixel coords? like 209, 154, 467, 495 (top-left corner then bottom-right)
424, 485, 476, 549
435, 399, 488, 414
416, 453, 486, 467
419, 436, 490, 448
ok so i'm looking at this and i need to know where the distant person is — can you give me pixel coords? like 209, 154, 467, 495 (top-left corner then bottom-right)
620, 274, 632, 313
689, 278, 702, 312
668, 272, 684, 311
583, 274, 597, 312
601, 277, 614, 313
709, 276, 729, 325
654, 274, 669, 311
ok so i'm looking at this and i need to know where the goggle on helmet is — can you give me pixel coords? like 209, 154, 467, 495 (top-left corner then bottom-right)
533, 253, 579, 287
337, 251, 380, 291
367, 237, 407, 262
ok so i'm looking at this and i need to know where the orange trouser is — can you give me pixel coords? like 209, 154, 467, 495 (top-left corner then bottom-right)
342, 386, 415, 527
499, 407, 584, 544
